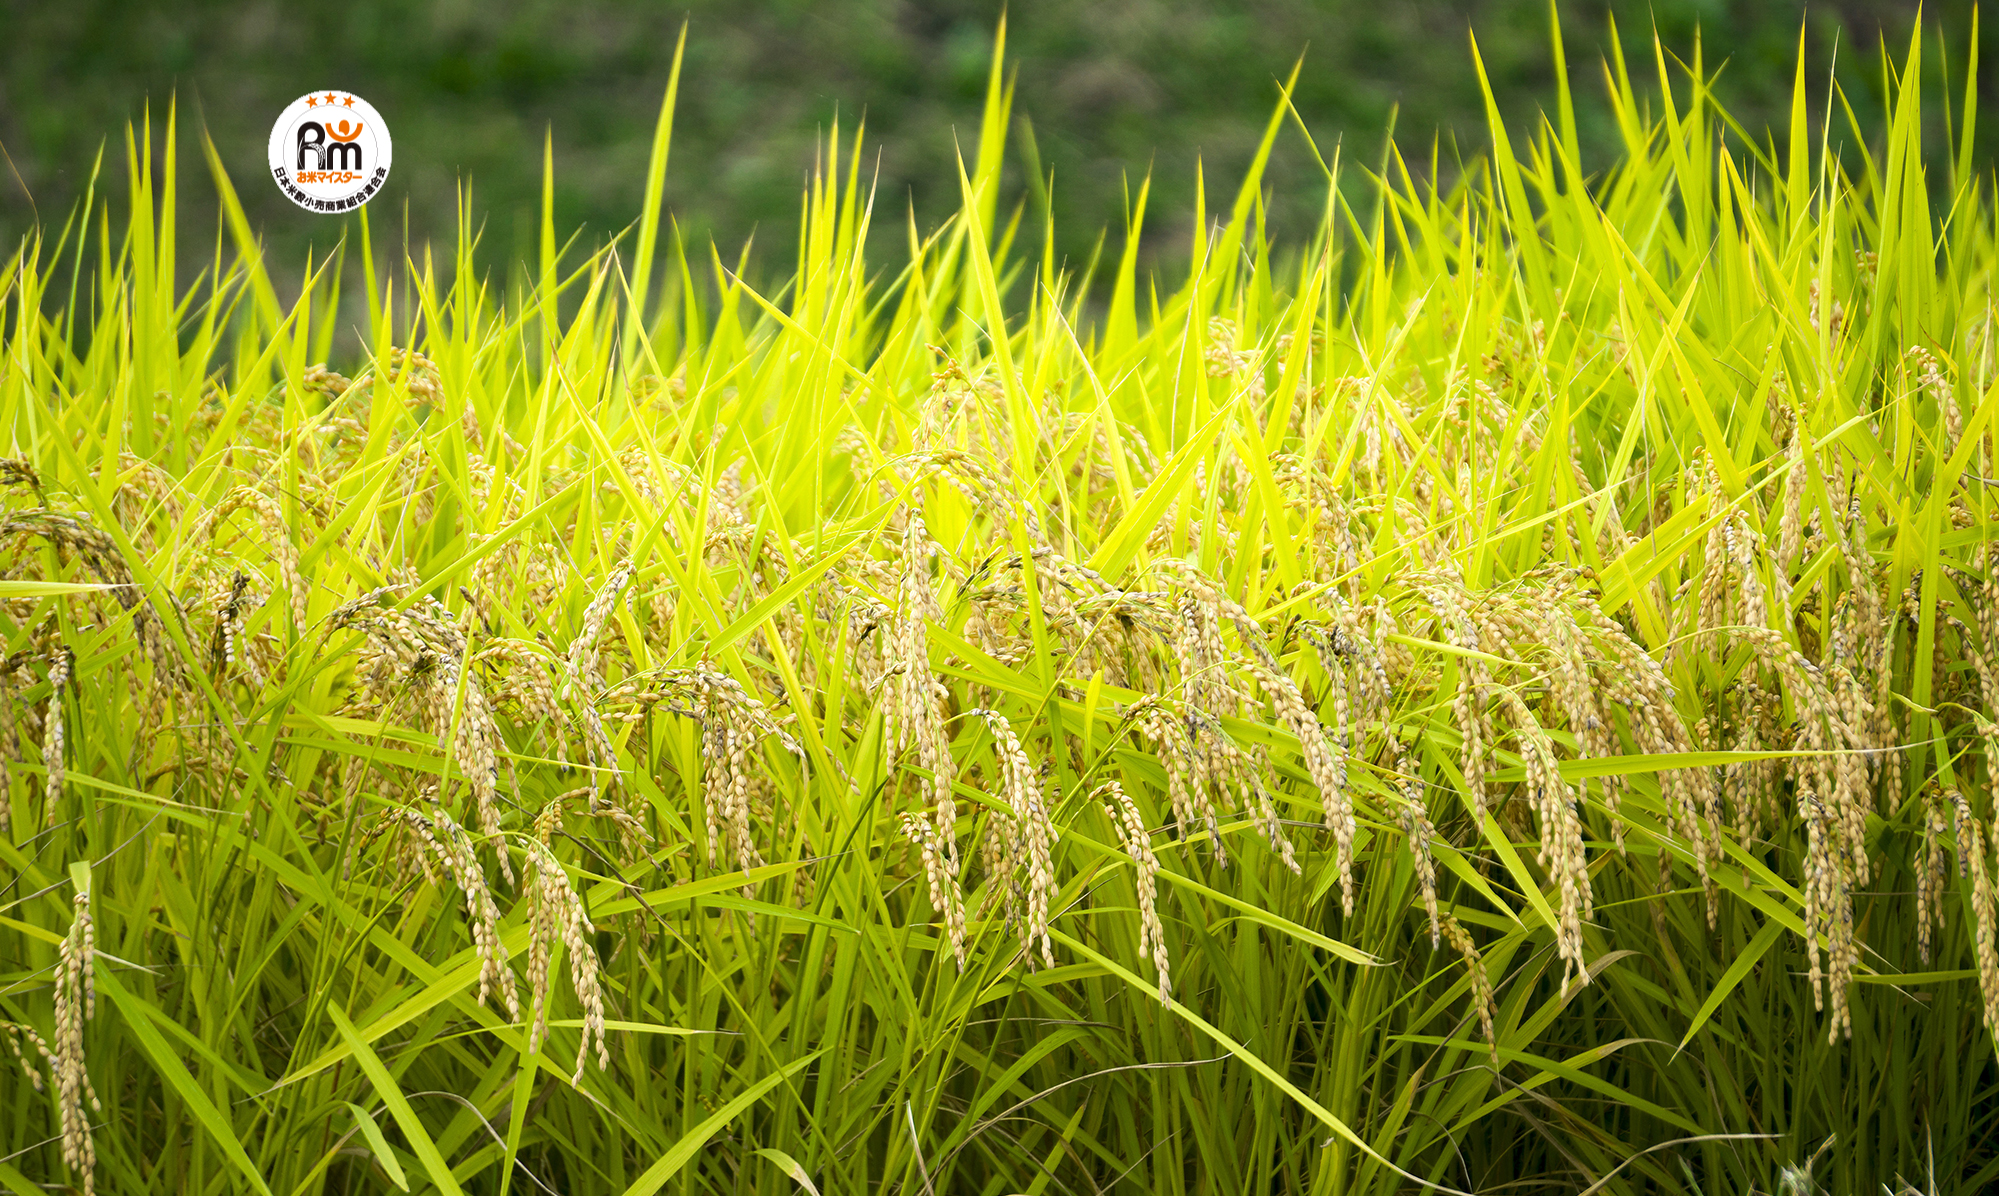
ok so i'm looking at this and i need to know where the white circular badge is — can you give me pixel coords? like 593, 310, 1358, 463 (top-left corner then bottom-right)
267, 91, 392, 213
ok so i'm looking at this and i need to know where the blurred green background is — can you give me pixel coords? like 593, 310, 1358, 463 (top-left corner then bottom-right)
1, 0, 1987, 288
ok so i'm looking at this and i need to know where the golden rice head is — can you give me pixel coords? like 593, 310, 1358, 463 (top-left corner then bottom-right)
439, 646, 509, 879
971, 709, 1056, 969
301, 363, 357, 400
4, 512, 178, 690
1442, 913, 1498, 1065
387, 806, 520, 1019
1169, 587, 1233, 723
348, 597, 513, 877
1695, 498, 1733, 641
697, 675, 764, 878
568, 562, 634, 702
1917, 787, 1950, 966
0, 675, 13, 837
54, 884, 99, 1196
1186, 709, 1259, 866
1949, 791, 1999, 1045
900, 810, 968, 970
1495, 688, 1591, 994
1247, 770, 1301, 878
42, 644, 70, 827
561, 565, 635, 803
1395, 749, 1441, 948
209, 569, 267, 691
1419, 580, 1493, 824
1097, 779, 1170, 1004
473, 638, 567, 757
190, 487, 308, 634
1, 1020, 53, 1094
523, 837, 608, 1082
1798, 786, 1856, 1042
1909, 345, 1961, 463
1131, 698, 1225, 868
0, 457, 43, 497
1591, 603, 1707, 866
887, 515, 963, 963
1236, 624, 1344, 905
1519, 588, 1625, 851
382, 346, 443, 403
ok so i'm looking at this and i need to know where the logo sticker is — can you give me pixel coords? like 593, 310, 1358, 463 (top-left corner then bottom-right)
267, 91, 393, 214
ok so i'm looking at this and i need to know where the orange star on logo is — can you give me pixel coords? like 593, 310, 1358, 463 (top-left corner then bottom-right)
307, 95, 319, 107
325, 93, 339, 106
342, 95, 356, 107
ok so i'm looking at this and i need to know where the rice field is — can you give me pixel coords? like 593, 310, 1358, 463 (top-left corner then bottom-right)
3, 15, 1998, 1195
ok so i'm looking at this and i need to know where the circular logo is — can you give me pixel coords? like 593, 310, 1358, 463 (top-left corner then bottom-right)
267, 91, 392, 213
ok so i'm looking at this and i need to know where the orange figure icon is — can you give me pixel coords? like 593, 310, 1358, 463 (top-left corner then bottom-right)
327, 119, 364, 143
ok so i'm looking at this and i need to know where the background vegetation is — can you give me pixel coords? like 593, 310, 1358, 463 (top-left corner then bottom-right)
3, 0, 1994, 281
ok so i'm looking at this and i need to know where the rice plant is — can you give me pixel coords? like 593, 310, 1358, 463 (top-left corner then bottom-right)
2, 13, 1997, 1195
